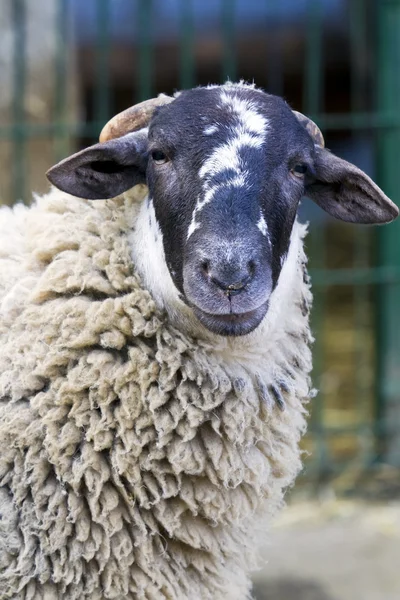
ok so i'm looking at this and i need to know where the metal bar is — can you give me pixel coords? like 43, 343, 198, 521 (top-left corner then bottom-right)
308, 420, 400, 436
303, 0, 323, 117
11, 0, 27, 204
375, 0, 400, 467
179, 0, 195, 89
54, 0, 69, 162
301, 444, 397, 479
137, 0, 153, 101
221, 0, 236, 81
0, 122, 100, 140
265, 0, 283, 96
310, 266, 400, 286
349, 0, 368, 112
95, 0, 111, 128
349, 0, 373, 466
303, 112, 400, 130
304, 0, 327, 477
5, 112, 400, 140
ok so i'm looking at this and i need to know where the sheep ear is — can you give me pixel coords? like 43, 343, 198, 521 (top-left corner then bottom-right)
46, 131, 148, 200
305, 148, 398, 224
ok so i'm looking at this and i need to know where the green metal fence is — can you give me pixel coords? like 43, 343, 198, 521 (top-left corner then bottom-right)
1, 0, 400, 492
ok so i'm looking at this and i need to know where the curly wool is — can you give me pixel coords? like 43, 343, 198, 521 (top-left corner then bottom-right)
0, 186, 313, 600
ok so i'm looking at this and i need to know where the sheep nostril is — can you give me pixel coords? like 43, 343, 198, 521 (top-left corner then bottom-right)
211, 274, 252, 295
248, 260, 256, 276
197, 257, 256, 295
201, 260, 210, 276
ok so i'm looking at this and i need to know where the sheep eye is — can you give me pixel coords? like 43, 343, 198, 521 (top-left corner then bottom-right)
291, 164, 308, 178
151, 150, 169, 165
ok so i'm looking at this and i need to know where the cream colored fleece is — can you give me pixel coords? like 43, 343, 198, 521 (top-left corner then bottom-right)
0, 186, 313, 600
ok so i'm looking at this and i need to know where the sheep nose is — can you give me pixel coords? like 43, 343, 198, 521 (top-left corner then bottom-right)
202, 260, 255, 295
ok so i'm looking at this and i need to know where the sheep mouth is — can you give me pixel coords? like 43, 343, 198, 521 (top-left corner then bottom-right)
192, 302, 269, 336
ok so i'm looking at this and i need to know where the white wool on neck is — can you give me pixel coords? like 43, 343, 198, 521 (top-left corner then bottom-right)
0, 185, 314, 600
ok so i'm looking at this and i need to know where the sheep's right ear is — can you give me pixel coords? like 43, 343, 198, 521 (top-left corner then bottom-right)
46, 130, 148, 200
305, 147, 399, 224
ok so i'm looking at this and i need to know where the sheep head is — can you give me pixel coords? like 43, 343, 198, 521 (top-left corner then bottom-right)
47, 83, 398, 336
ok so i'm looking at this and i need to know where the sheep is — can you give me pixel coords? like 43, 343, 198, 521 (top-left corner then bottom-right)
0, 82, 397, 600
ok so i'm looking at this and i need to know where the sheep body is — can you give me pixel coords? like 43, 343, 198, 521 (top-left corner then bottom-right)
0, 185, 312, 599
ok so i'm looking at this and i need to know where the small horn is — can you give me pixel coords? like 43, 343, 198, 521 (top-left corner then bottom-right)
99, 94, 174, 143
293, 110, 325, 148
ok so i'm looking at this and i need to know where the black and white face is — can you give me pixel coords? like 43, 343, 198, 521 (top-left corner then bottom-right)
145, 87, 314, 335
47, 83, 398, 337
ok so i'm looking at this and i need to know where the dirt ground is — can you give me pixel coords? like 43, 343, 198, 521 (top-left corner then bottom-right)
251, 499, 400, 600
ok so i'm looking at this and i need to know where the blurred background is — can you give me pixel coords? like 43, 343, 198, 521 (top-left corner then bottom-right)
0, 0, 399, 598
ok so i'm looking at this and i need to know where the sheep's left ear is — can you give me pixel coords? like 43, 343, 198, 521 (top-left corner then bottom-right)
305, 148, 399, 224
46, 130, 148, 200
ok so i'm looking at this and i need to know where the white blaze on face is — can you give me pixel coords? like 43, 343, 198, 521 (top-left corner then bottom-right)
187, 171, 249, 238
203, 124, 219, 136
187, 87, 269, 239
257, 213, 268, 237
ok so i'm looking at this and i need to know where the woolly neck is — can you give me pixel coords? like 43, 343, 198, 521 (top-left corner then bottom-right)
0, 186, 314, 599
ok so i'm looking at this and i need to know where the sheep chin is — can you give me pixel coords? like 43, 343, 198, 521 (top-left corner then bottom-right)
190, 301, 269, 337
